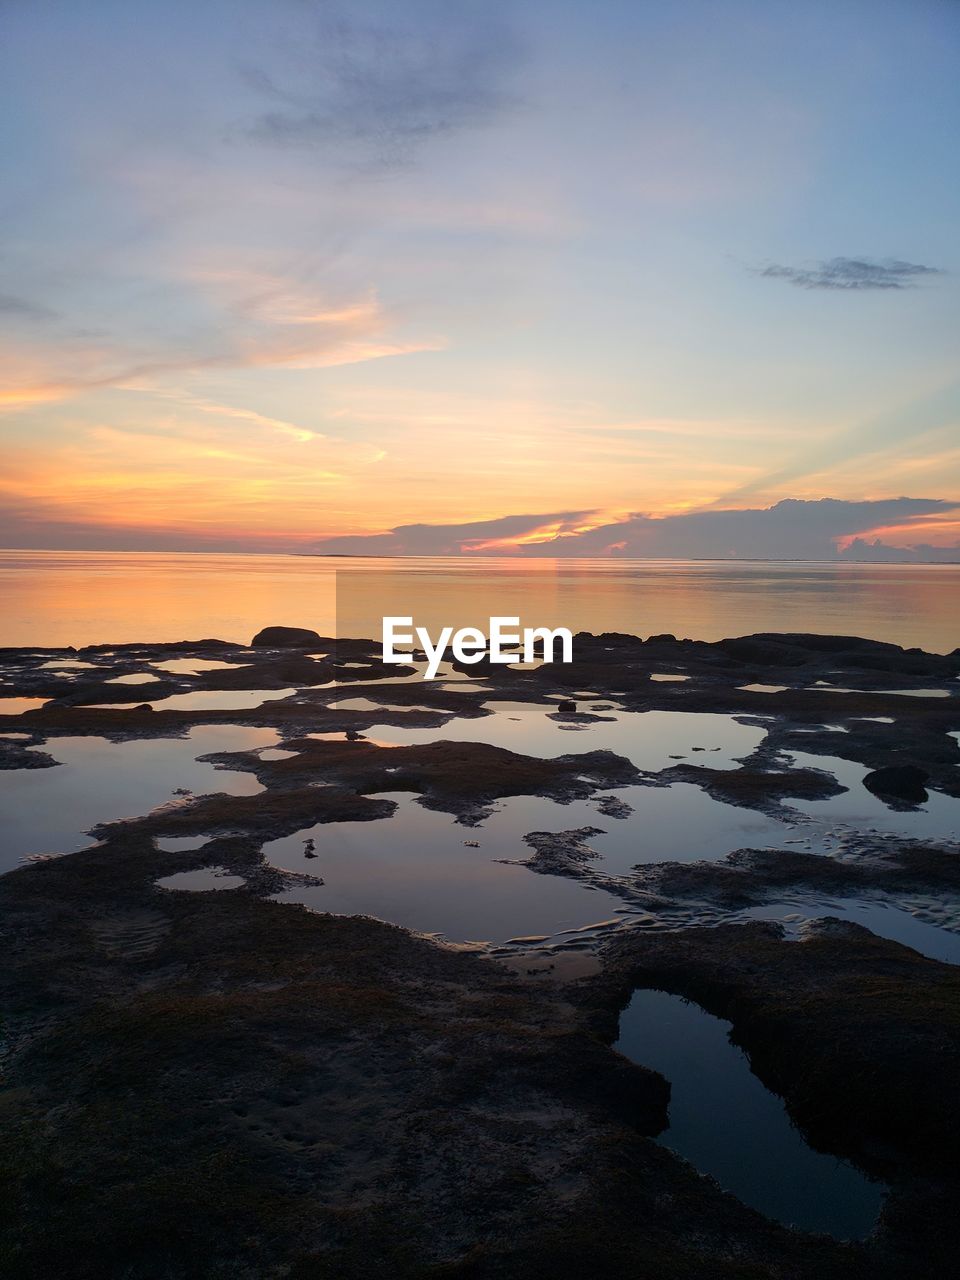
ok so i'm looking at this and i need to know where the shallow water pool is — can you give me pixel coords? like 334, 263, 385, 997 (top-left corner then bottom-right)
742, 898, 960, 966
786, 749, 960, 842
111, 687, 297, 712
156, 865, 246, 891
0, 725, 279, 869
265, 791, 626, 944
151, 658, 253, 675
616, 988, 884, 1237
0, 697, 49, 713
362, 703, 765, 773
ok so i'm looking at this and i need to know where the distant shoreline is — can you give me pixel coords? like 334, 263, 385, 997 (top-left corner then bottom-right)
293, 552, 960, 565
0, 545, 957, 565
0, 548, 958, 564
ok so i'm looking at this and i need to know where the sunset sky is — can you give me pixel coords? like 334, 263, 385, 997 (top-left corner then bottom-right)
2, 0, 959, 555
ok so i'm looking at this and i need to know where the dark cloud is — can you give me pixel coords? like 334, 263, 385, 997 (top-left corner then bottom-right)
314, 511, 594, 556
0, 292, 55, 321
756, 257, 943, 291
311, 499, 960, 561
240, 1, 522, 166
838, 538, 960, 563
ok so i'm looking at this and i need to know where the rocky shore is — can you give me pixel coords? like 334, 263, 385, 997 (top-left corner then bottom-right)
1, 628, 959, 1277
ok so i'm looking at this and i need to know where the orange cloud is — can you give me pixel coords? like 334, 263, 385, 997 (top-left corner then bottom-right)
0, 284, 439, 413
464, 512, 623, 553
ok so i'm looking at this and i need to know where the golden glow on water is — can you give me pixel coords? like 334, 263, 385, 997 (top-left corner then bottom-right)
1, 551, 958, 651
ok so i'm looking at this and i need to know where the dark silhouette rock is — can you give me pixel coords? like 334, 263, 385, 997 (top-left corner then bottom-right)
718, 636, 807, 666
863, 764, 930, 807
557, 700, 577, 713
250, 626, 323, 648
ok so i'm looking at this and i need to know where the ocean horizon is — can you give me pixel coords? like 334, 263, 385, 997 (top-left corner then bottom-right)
2, 549, 958, 652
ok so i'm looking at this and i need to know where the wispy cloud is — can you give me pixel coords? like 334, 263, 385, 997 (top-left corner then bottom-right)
0, 286, 438, 411
0, 293, 52, 322
755, 257, 944, 291
147, 392, 328, 445
240, 1, 523, 168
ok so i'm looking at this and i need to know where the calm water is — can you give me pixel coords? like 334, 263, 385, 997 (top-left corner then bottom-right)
0, 560, 951, 1238
367, 702, 766, 770
616, 989, 884, 1237
743, 899, 960, 966
266, 791, 626, 943
0, 727, 277, 869
0, 551, 958, 651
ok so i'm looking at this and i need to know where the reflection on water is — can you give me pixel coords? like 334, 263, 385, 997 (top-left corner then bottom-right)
742, 899, 960, 966
785, 750, 960, 841
147, 687, 297, 712
876, 689, 952, 698
155, 836, 209, 852
89, 688, 298, 712
1, 552, 958, 651
616, 989, 884, 1237
364, 702, 764, 772
156, 866, 246, 892
0, 726, 278, 869
811, 686, 952, 698
332, 697, 439, 714
266, 792, 626, 943
0, 697, 48, 713
151, 658, 252, 675
262, 780, 822, 940
544, 784, 810, 870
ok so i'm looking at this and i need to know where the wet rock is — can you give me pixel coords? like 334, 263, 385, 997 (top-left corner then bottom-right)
74, 639, 207, 654
663, 763, 846, 812
5, 626, 960, 1277
449, 654, 494, 677
250, 626, 323, 648
594, 794, 634, 819
625, 839, 960, 907
863, 764, 930, 807
0, 847, 708, 1280
718, 636, 809, 666
233, 736, 644, 824
520, 827, 606, 875
557, 700, 577, 713
585, 920, 960, 1184
0, 739, 58, 771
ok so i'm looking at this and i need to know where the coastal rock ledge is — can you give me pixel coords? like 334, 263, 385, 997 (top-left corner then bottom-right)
250, 625, 323, 648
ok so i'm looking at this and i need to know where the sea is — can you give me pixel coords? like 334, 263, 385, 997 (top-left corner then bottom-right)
0, 550, 957, 651
1, 547, 959, 1238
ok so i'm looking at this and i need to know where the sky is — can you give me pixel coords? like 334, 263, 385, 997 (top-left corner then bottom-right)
2, 0, 959, 557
